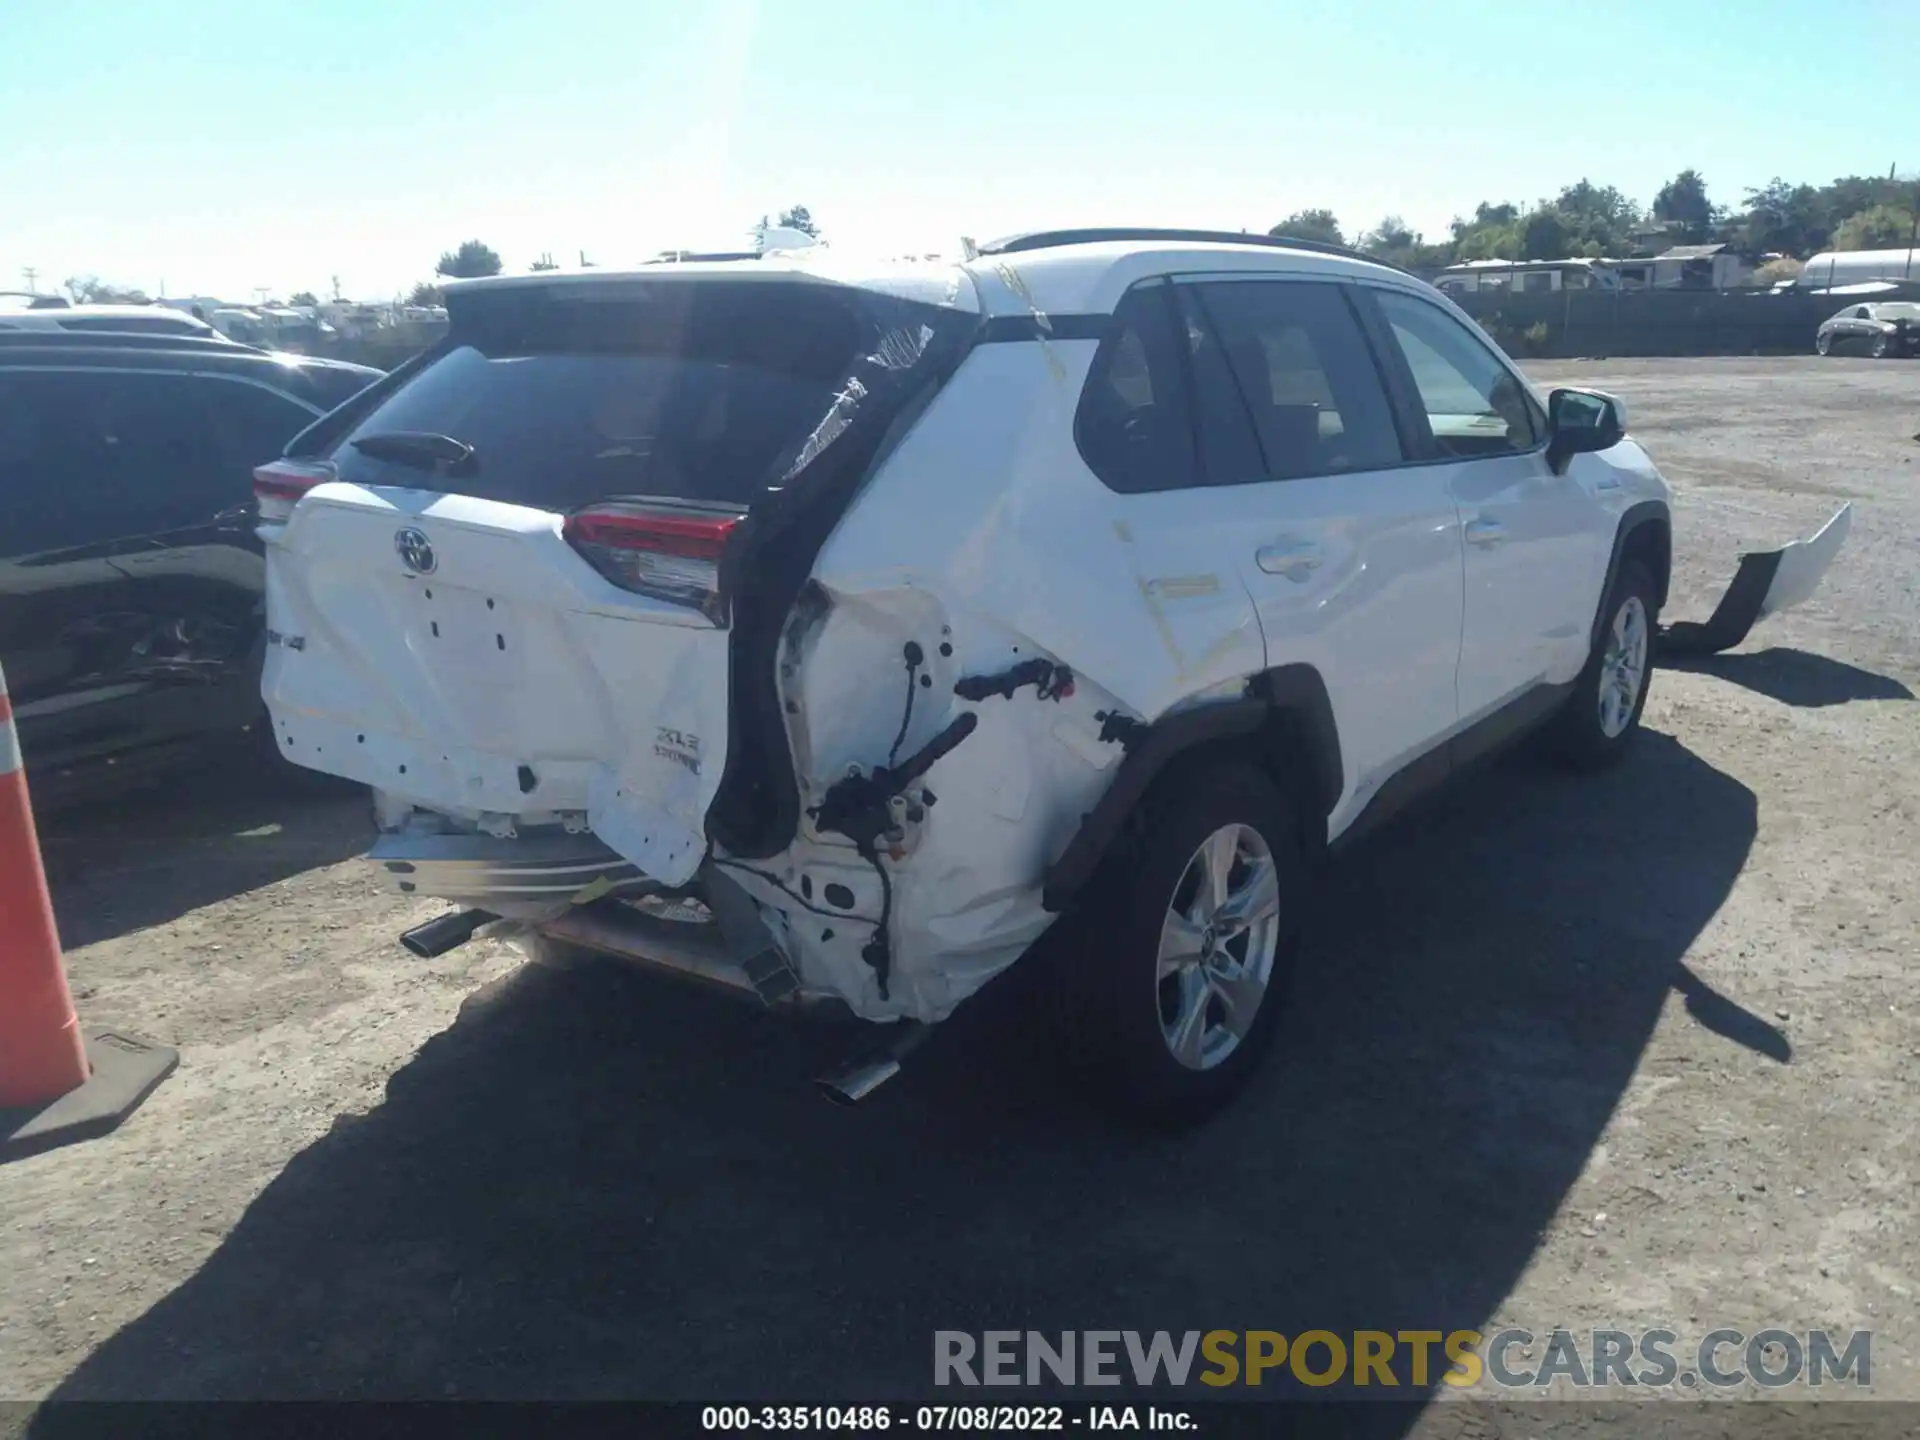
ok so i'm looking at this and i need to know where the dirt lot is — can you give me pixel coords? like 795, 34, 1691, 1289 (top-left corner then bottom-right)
2, 357, 1916, 1422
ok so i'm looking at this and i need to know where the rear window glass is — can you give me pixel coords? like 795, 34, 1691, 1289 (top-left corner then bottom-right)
296, 363, 381, 411
330, 284, 886, 510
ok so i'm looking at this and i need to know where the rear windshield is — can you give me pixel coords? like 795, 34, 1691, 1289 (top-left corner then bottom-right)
328, 281, 952, 510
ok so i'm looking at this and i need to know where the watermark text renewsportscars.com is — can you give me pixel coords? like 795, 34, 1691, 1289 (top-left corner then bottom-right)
934, 1328, 1872, 1391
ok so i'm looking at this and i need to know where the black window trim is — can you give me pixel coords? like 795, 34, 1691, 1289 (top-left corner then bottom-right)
1070, 277, 1203, 495
1345, 279, 1553, 469
1064, 269, 1562, 497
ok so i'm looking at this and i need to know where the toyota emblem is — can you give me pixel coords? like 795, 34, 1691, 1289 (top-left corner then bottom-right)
394, 527, 437, 575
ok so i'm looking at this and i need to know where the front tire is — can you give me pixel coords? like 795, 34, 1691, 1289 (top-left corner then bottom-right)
1051, 763, 1306, 1129
1815, 332, 1832, 356
1869, 332, 1890, 359
1552, 560, 1657, 771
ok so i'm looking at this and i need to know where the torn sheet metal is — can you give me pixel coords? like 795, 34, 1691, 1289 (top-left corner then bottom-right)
1659, 503, 1852, 657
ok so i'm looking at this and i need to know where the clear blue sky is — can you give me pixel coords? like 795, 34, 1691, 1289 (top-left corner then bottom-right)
4, 0, 1916, 302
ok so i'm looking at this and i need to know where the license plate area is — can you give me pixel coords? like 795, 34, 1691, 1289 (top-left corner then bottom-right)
407, 580, 525, 688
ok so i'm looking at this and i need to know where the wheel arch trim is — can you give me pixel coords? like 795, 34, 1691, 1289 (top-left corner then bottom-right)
1039, 664, 1342, 913
1591, 500, 1672, 651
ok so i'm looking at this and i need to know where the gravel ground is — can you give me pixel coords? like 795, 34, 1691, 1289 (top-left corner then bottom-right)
1, 357, 1916, 1425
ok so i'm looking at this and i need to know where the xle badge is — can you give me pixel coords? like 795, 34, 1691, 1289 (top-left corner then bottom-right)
655, 727, 700, 775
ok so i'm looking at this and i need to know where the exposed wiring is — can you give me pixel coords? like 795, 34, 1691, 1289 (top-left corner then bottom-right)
887, 640, 924, 767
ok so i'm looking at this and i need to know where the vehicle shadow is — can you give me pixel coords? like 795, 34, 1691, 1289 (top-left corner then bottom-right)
34, 757, 370, 949
1663, 646, 1914, 707
31, 729, 1768, 1423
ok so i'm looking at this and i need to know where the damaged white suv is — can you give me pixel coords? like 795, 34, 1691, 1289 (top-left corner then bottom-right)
256, 228, 1849, 1125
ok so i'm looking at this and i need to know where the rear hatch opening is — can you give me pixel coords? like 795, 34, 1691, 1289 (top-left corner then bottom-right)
260, 268, 981, 890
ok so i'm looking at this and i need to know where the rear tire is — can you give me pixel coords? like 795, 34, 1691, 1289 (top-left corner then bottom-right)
1815, 332, 1832, 356
1551, 560, 1657, 772
1050, 762, 1306, 1130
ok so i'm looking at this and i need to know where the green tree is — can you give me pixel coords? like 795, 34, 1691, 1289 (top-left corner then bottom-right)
1741, 178, 1828, 256
1822, 174, 1909, 230
289, 291, 319, 307
1550, 180, 1640, 253
1447, 202, 1523, 262
1520, 208, 1573, 260
435, 240, 503, 279
1651, 170, 1714, 244
1832, 204, 1919, 251
777, 205, 818, 237
1360, 215, 1417, 253
63, 275, 150, 304
1269, 209, 1344, 246
407, 281, 446, 307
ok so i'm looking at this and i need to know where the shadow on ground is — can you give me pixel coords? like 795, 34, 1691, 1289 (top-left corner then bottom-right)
34, 730, 1777, 1422
35, 759, 370, 949
1665, 646, 1914, 708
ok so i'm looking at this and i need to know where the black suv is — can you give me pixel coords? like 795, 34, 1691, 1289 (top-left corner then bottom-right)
0, 331, 382, 801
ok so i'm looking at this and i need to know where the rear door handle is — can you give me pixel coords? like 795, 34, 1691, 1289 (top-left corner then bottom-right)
1256, 541, 1325, 579
1464, 518, 1507, 547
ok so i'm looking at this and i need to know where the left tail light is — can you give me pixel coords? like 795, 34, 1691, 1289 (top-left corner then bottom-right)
253, 459, 337, 523
563, 500, 744, 623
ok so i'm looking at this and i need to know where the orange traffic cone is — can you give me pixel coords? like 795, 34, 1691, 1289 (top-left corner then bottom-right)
1, 663, 176, 1160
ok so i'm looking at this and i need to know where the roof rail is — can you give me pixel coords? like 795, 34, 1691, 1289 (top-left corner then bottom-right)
644, 250, 763, 264
0, 329, 269, 356
976, 227, 1409, 272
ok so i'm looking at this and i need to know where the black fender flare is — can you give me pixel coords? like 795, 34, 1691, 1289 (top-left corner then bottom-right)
1039, 665, 1343, 913
1589, 499, 1672, 653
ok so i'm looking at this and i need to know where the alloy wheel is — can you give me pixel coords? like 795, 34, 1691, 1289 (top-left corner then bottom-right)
1599, 594, 1649, 739
1155, 823, 1282, 1071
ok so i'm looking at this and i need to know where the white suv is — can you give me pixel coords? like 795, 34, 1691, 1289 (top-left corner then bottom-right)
254, 229, 1836, 1126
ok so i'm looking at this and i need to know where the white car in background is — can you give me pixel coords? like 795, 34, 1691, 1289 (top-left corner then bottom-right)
254, 229, 1848, 1126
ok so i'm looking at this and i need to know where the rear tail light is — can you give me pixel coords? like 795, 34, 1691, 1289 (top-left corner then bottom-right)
563, 500, 744, 622
253, 459, 337, 523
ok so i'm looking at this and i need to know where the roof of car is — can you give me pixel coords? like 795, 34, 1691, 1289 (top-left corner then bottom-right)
443, 230, 1417, 322
0, 303, 219, 334
0, 331, 383, 377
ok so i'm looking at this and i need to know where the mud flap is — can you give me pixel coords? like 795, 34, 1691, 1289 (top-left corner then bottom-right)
1657, 504, 1852, 658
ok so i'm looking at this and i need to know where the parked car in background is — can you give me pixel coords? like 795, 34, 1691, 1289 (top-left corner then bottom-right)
256, 228, 1847, 1126
0, 329, 382, 803
1814, 301, 1920, 358
0, 303, 228, 340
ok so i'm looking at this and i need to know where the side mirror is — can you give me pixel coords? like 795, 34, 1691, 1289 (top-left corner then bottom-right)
1546, 387, 1625, 474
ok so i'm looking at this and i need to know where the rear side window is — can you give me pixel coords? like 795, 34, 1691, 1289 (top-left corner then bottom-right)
198, 377, 319, 482
1372, 289, 1543, 459
1185, 280, 1405, 480
330, 282, 953, 511
0, 370, 314, 554
0, 372, 90, 555
1074, 284, 1196, 494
